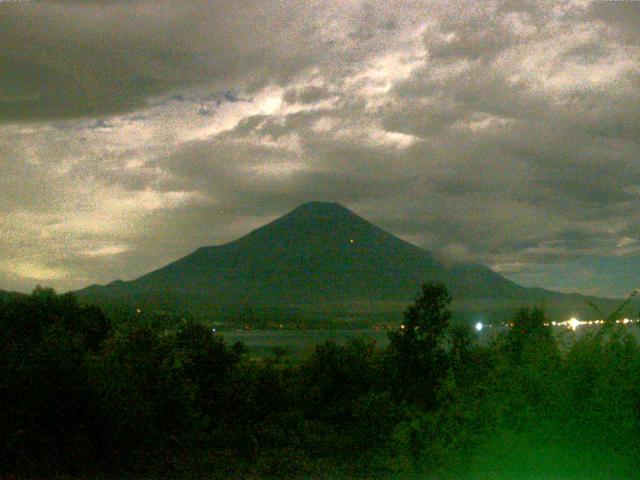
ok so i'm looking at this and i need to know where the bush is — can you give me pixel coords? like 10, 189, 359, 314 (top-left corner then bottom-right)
4, 285, 640, 478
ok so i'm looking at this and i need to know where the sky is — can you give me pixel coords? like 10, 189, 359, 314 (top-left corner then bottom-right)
1, 0, 639, 298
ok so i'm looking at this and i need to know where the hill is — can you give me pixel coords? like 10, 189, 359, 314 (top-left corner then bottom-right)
76, 202, 628, 323
0, 289, 25, 302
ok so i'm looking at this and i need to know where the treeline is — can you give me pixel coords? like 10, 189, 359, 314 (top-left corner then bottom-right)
2, 284, 640, 478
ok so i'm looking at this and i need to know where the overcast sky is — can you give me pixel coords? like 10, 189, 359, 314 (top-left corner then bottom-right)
1, 0, 639, 298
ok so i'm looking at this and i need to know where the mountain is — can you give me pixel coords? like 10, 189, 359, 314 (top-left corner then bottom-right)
76, 202, 626, 322
0, 289, 26, 302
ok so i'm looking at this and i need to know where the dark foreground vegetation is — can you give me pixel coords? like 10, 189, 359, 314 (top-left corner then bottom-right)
2, 285, 640, 479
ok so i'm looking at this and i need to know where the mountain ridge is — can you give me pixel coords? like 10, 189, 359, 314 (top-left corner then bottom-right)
76, 202, 627, 322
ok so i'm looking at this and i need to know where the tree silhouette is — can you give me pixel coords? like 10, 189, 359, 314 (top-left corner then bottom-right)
389, 282, 452, 408
504, 306, 553, 362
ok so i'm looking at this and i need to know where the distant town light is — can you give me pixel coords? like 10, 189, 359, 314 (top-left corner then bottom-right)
475, 321, 483, 332
568, 317, 580, 331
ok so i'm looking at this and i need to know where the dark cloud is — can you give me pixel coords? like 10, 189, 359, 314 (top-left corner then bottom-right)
0, 1, 285, 120
0, 0, 416, 122
586, 1, 640, 44
283, 86, 335, 105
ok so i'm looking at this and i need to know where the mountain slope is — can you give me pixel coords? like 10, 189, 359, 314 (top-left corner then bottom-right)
0, 289, 25, 302
76, 202, 624, 321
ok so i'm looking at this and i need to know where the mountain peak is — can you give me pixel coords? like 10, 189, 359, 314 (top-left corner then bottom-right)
266, 201, 364, 230
290, 201, 352, 216
272, 201, 378, 233
75, 201, 622, 322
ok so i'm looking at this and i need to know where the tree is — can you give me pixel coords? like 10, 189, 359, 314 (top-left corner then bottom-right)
388, 282, 452, 408
504, 305, 553, 362
0, 287, 105, 473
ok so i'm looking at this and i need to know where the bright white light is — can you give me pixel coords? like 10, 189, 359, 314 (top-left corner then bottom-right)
475, 321, 483, 332
568, 317, 580, 331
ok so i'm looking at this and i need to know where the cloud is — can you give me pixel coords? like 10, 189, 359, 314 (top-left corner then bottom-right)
0, 0, 639, 298
1, 261, 69, 282
0, 0, 418, 122
80, 245, 131, 258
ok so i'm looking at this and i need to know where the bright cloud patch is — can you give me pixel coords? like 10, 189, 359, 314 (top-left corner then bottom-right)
2, 262, 69, 282
80, 245, 131, 258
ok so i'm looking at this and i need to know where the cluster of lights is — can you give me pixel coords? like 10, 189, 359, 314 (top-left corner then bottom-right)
475, 322, 499, 331
546, 317, 638, 331
472, 317, 640, 333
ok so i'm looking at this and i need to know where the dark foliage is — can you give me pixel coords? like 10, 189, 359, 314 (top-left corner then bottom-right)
2, 285, 640, 478
388, 282, 452, 408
